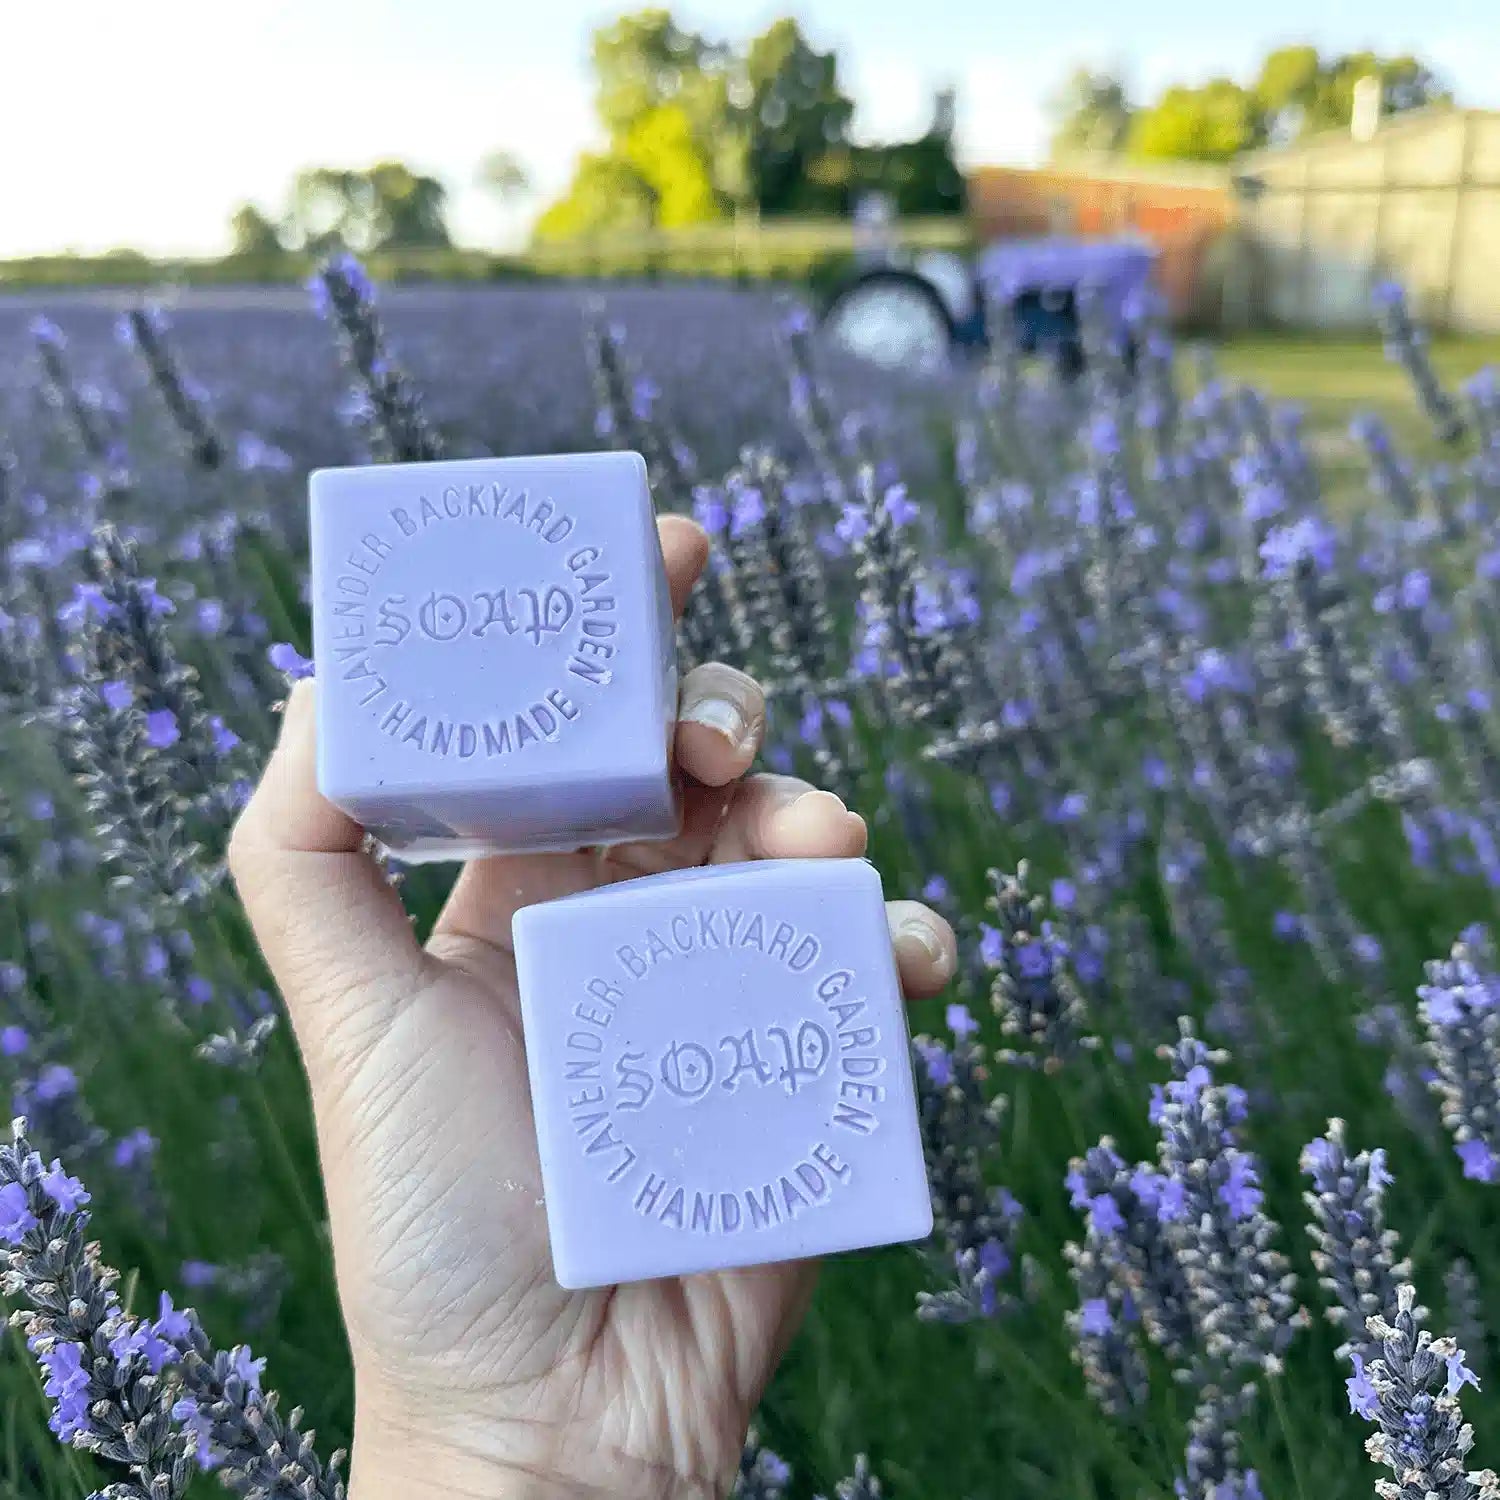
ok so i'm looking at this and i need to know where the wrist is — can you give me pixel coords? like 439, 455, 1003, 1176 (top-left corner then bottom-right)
348, 1390, 726, 1500
350, 1447, 720, 1500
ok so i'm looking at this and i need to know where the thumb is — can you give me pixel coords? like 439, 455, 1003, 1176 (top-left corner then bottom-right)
229, 679, 427, 1066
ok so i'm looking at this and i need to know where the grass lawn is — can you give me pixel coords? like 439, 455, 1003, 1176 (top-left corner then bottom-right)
1216, 333, 1498, 453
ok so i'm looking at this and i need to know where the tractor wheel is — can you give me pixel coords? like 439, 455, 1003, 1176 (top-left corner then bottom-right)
821, 269, 955, 374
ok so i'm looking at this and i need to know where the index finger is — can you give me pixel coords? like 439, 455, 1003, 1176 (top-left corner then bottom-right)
659, 513, 710, 620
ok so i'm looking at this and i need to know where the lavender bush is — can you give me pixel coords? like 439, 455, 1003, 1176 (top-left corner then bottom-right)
1, 269, 1499, 1496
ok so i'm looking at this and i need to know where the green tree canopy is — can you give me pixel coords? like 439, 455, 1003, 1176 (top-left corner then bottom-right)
538, 9, 960, 238
1253, 45, 1449, 141
282, 163, 450, 253
533, 154, 656, 241
1049, 69, 1134, 157
228, 203, 283, 257
1127, 79, 1260, 163
475, 150, 530, 206
743, 18, 854, 216
1049, 45, 1451, 164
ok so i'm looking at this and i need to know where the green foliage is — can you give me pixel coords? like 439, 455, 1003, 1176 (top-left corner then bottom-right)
282, 161, 451, 254
623, 102, 729, 227
744, 18, 854, 217
1127, 79, 1261, 164
1049, 70, 1134, 157
532, 153, 659, 241
1252, 46, 1450, 141
1050, 45, 1452, 164
540, 9, 962, 238
474, 150, 530, 206
227, 204, 283, 258
591, 7, 733, 143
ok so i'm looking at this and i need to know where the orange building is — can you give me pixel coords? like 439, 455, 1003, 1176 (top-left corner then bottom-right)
966, 158, 1234, 322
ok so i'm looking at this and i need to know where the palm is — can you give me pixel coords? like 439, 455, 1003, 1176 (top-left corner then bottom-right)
231, 519, 953, 1495
330, 833, 819, 1483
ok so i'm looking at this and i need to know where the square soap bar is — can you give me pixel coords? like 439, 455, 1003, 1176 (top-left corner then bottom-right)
513, 859, 933, 1289
310, 452, 678, 861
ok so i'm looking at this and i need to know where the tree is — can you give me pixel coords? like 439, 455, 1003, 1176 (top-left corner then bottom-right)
1048, 46, 1450, 166
1128, 79, 1260, 163
1253, 45, 1449, 141
533, 154, 656, 241
742, 17, 854, 216
621, 104, 723, 227
591, 9, 730, 142
1049, 70, 1134, 158
476, 151, 530, 209
282, 163, 450, 253
536, 8, 962, 237
366, 161, 450, 249
543, 9, 737, 235
228, 203, 283, 257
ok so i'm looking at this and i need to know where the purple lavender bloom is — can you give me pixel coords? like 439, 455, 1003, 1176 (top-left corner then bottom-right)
267, 641, 315, 679
40, 1161, 90, 1214
33, 1064, 77, 1102
835, 504, 870, 545
946, 1003, 979, 1037
1080, 1297, 1112, 1336
144, 708, 181, 748
38, 1340, 91, 1441
113, 1128, 159, 1169
1259, 515, 1338, 579
691, 488, 728, 536
208, 715, 241, 753
1089, 1193, 1126, 1236
915, 1041, 952, 1087
0, 1181, 39, 1243
1418, 928, 1500, 1186
883, 484, 919, 528
1456, 1139, 1498, 1183
1346, 1351, 1378, 1418
0, 1025, 28, 1056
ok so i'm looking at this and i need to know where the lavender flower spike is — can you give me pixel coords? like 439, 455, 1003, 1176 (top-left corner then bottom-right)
912, 1011, 1022, 1323
312, 254, 442, 464
1418, 926, 1500, 1182
1153, 1024, 1303, 1375
1, 1120, 196, 1496
1351, 1284, 1499, 1500
732, 1431, 792, 1498
984, 863, 1097, 1068
1, 1119, 347, 1499
1301, 1119, 1411, 1361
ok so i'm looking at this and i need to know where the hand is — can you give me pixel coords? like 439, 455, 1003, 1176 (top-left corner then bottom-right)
230, 517, 957, 1500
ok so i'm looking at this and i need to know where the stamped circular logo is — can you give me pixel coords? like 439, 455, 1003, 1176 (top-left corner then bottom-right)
554, 905, 893, 1238
322, 480, 621, 761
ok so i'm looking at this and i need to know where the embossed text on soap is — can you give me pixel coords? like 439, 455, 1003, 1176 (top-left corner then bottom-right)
551, 910, 896, 1234
319, 484, 626, 758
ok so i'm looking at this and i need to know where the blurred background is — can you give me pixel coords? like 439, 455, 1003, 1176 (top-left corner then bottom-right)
3, 0, 1496, 337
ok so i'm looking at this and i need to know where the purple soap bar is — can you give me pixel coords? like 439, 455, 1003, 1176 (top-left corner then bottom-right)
512, 858, 933, 1289
310, 452, 678, 860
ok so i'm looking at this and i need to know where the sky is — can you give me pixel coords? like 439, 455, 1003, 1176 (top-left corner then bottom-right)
2, 0, 1496, 257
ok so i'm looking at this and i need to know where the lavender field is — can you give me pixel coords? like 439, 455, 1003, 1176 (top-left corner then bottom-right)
2, 269, 1500, 1500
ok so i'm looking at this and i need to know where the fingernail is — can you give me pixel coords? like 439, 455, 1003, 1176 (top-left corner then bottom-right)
899, 918, 952, 977
682, 695, 748, 750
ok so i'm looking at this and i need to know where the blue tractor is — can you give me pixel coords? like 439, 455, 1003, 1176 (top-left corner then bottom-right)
820, 235, 1156, 376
